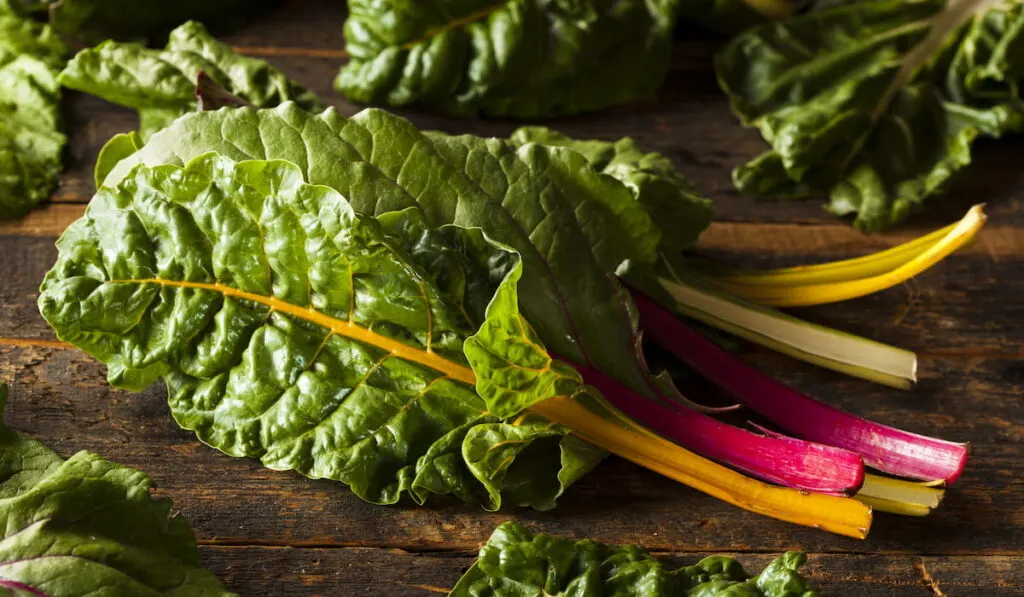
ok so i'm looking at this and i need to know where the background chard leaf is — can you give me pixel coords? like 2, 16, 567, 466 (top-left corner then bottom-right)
0, 382, 236, 596
716, 0, 1024, 230
100, 104, 708, 397
39, 154, 600, 510
59, 21, 322, 139
337, 0, 679, 118
450, 522, 820, 596
0, 13, 66, 219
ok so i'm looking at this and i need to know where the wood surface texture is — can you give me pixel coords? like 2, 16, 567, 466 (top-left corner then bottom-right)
1, 1, 1021, 594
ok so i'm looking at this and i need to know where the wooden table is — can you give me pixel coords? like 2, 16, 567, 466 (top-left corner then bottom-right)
2, 3, 1022, 594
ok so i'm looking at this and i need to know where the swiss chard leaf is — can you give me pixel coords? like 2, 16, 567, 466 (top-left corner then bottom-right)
449, 521, 819, 596
39, 154, 602, 510
99, 104, 707, 396
717, 0, 1024, 230
337, 0, 679, 118
0, 381, 236, 596
0, 14, 66, 218
59, 21, 322, 139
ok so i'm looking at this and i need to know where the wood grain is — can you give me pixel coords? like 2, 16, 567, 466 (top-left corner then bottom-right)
1, 0, 1022, 593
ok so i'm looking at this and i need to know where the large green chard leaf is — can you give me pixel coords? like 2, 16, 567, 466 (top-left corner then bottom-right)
337, 0, 679, 118
99, 104, 707, 396
449, 522, 819, 596
60, 21, 322, 139
0, 382, 236, 596
39, 154, 602, 510
717, 0, 1024, 230
0, 14, 66, 219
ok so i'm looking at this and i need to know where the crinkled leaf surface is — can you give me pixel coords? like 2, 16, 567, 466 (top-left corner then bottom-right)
717, 0, 1024, 230
101, 104, 692, 396
59, 21, 322, 139
0, 14, 66, 219
509, 127, 714, 251
449, 522, 819, 597
45, 0, 280, 44
39, 154, 601, 510
0, 382, 236, 596
337, 0, 678, 118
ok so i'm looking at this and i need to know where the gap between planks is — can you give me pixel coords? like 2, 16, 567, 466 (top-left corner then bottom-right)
5, 204, 1024, 259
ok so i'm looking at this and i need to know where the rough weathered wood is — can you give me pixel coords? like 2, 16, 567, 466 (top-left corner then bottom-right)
1, 342, 1020, 556
1, 0, 1023, 591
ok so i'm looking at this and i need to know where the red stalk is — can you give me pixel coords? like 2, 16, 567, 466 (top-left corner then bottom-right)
631, 290, 968, 484
559, 358, 865, 495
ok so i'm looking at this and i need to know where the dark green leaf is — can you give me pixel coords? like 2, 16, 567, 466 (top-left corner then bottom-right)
0, 381, 236, 596
337, 0, 678, 118
39, 154, 601, 510
449, 521, 820, 596
716, 0, 1024, 230
0, 14, 66, 218
59, 21, 322, 139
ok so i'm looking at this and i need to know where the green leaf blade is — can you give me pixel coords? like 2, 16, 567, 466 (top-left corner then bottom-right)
716, 0, 1024, 230
59, 21, 322, 139
41, 154, 594, 510
337, 0, 678, 118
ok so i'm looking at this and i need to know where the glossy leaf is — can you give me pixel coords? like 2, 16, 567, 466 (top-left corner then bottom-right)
449, 521, 820, 596
0, 14, 66, 218
717, 0, 1024, 230
0, 381, 236, 596
39, 154, 601, 510
101, 104, 693, 396
59, 21, 322, 139
337, 0, 678, 118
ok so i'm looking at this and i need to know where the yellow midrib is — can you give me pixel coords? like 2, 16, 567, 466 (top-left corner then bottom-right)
115, 279, 478, 386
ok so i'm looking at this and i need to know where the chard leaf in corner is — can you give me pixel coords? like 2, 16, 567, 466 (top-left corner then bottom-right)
449, 521, 820, 596
0, 381, 236, 596
0, 14, 66, 218
59, 21, 321, 139
337, 0, 678, 118
101, 104, 684, 396
509, 127, 714, 250
39, 154, 601, 510
716, 0, 1024, 230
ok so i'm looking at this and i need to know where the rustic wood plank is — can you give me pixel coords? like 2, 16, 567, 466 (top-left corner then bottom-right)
196, 547, 1024, 596
4, 232, 1022, 353
1, 343, 1019, 555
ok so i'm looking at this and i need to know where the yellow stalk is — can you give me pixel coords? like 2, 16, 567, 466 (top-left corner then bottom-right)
531, 394, 873, 539
708, 205, 987, 307
855, 474, 945, 517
